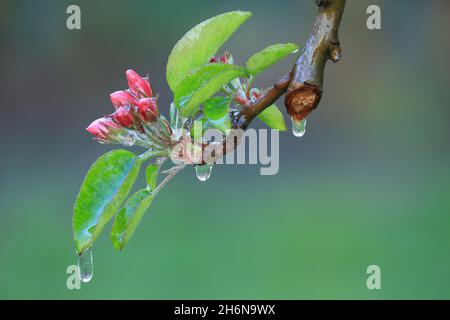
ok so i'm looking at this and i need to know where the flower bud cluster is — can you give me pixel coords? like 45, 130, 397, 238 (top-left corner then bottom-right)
86, 69, 170, 147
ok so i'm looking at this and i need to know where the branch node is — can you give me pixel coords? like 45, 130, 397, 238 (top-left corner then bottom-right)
285, 83, 322, 121
285, 0, 346, 120
329, 44, 342, 62
315, 0, 332, 7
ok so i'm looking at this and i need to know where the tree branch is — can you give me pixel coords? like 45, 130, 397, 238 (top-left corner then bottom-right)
233, 0, 346, 128
285, 0, 346, 121
232, 72, 292, 129
207, 0, 347, 163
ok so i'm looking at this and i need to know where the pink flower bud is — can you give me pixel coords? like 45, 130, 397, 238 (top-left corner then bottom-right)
209, 57, 218, 63
111, 106, 135, 128
220, 55, 228, 63
126, 69, 153, 98
220, 51, 233, 64
249, 88, 262, 104
234, 96, 249, 107
137, 98, 158, 123
86, 117, 121, 142
110, 90, 138, 109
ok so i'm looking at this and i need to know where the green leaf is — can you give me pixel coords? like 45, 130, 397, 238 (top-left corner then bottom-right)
145, 164, 160, 192
190, 117, 203, 143
246, 43, 299, 76
174, 64, 249, 117
169, 102, 178, 128
111, 189, 154, 250
202, 114, 231, 134
166, 11, 252, 92
73, 150, 141, 254
258, 104, 287, 131
203, 96, 230, 120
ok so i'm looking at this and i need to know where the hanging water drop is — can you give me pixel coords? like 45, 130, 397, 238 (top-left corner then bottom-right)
291, 117, 307, 137
195, 163, 213, 182
77, 247, 93, 283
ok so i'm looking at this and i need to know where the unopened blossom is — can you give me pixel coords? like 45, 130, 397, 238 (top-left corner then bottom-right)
209, 51, 233, 65
110, 90, 138, 108
249, 88, 262, 104
86, 117, 122, 142
126, 69, 153, 98
220, 53, 229, 63
137, 98, 158, 123
234, 95, 250, 107
111, 106, 135, 128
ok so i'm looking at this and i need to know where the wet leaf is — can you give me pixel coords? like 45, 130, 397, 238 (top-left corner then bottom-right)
145, 164, 160, 192
174, 64, 249, 117
167, 11, 252, 92
73, 150, 141, 254
203, 96, 230, 120
258, 104, 287, 131
246, 43, 299, 76
202, 113, 231, 134
111, 189, 153, 250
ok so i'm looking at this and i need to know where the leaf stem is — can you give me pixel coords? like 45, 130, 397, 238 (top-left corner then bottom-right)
138, 149, 169, 163
153, 165, 185, 196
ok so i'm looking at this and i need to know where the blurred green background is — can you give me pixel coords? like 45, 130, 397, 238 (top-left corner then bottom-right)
1, 0, 450, 299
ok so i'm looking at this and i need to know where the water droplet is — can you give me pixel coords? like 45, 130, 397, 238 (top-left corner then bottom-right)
195, 163, 213, 182
77, 248, 93, 283
291, 118, 307, 137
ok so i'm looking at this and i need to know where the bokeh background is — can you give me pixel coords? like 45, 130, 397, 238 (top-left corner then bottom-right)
1, 0, 450, 299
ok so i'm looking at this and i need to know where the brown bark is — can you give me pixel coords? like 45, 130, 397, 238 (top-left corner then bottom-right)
208, 0, 347, 162
285, 0, 346, 121
234, 0, 347, 128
